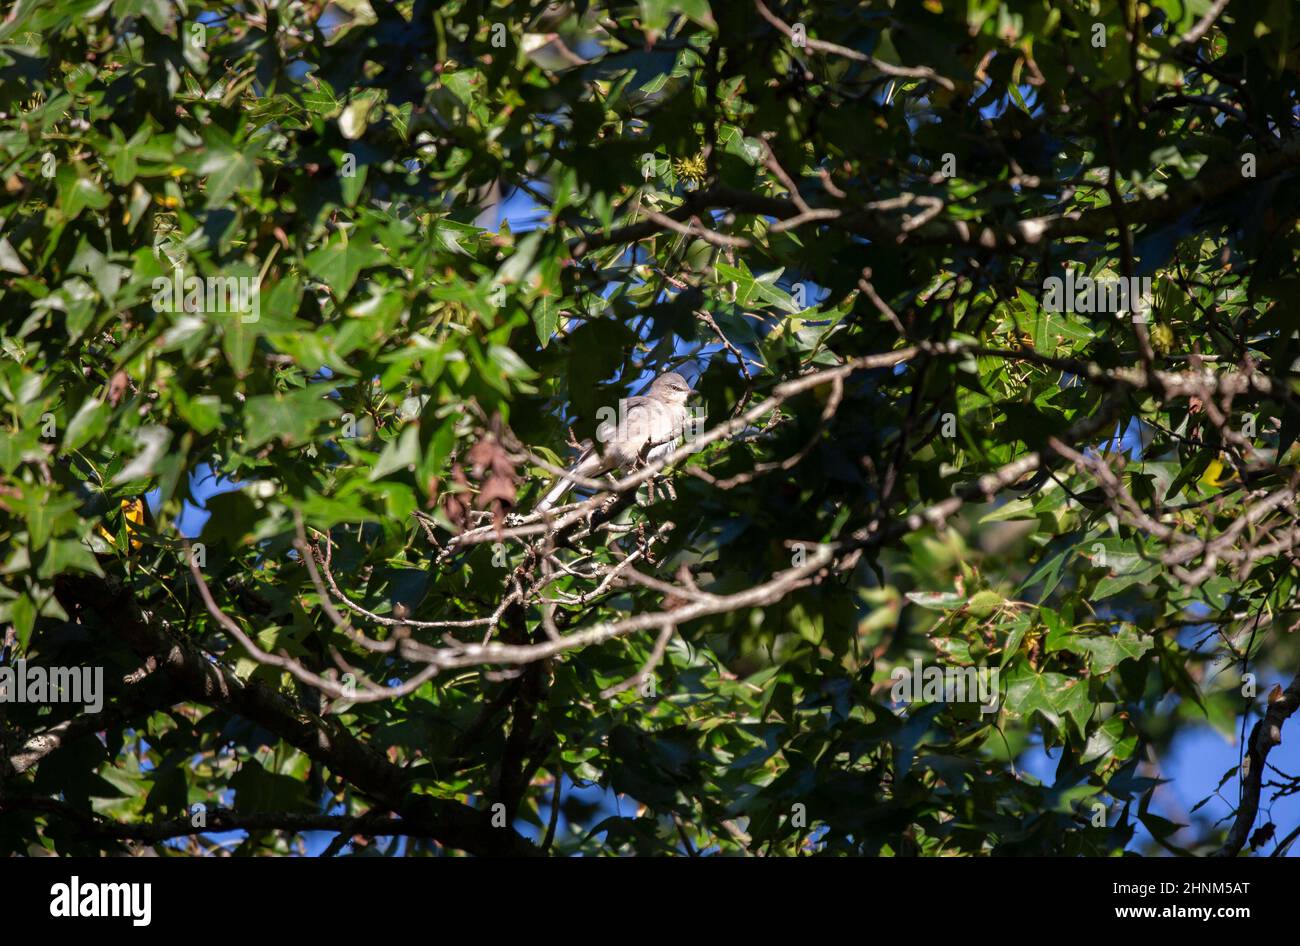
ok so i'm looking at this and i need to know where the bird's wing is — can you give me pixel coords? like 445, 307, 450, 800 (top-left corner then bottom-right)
537, 395, 684, 511
536, 442, 610, 511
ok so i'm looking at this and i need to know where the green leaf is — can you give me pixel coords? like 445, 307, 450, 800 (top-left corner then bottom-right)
370, 424, 421, 481
230, 763, 311, 814
1074, 626, 1154, 674
11, 593, 36, 651
638, 0, 715, 34
531, 295, 560, 346
905, 590, 965, 610
58, 171, 110, 221
174, 392, 223, 436
304, 235, 383, 300
193, 130, 261, 205
244, 387, 341, 449
37, 538, 105, 579
1004, 671, 1092, 739
965, 589, 1004, 619
1081, 715, 1137, 764
62, 397, 109, 451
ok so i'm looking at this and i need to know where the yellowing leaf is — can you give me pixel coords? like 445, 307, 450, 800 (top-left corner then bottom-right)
95, 497, 147, 553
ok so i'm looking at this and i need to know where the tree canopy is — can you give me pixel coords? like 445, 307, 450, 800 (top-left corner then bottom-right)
3, 0, 1300, 857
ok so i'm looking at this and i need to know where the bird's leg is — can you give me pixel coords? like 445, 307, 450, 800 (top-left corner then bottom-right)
584, 473, 617, 524
641, 467, 675, 505
631, 463, 655, 507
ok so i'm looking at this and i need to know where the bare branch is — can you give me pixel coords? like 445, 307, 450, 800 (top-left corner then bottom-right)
1181, 0, 1231, 46
1216, 669, 1300, 857
753, 0, 956, 91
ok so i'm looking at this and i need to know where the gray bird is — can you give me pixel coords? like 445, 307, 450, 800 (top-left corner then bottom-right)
536, 371, 694, 511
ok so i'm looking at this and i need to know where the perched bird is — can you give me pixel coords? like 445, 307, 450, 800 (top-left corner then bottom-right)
536, 371, 693, 511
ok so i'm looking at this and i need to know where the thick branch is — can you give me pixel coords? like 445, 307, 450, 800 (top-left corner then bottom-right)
50, 573, 540, 857
1215, 669, 1300, 857
569, 142, 1300, 257
0, 795, 427, 848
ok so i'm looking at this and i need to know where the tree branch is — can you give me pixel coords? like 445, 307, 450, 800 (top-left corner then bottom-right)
1215, 669, 1300, 857
50, 573, 541, 857
0, 795, 428, 848
568, 141, 1300, 257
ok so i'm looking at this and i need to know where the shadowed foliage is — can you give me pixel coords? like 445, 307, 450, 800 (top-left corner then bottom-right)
3, 0, 1300, 857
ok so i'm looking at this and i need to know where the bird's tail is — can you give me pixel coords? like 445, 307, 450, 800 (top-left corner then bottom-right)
536, 450, 603, 512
